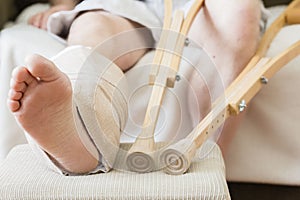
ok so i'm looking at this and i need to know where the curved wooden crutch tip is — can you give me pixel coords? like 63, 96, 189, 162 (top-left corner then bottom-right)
159, 138, 197, 175
126, 152, 155, 173
286, 8, 300, 24
126, 138, 156, 173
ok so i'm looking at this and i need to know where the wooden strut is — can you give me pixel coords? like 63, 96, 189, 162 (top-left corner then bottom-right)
160, 0, 300, 175
126, 0, 205, 173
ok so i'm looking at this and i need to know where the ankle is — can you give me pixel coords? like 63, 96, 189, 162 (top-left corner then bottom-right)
52, 135, 99, 174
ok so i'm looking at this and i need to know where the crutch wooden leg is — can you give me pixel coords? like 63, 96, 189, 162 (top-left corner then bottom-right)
126, 0, 175, 173
126, 11, 185, 173
286, 8, 300, 24
126, 0, 204, 173
160, 0, 300, 175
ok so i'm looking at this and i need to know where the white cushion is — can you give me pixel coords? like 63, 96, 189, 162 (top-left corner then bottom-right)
0, 142, 229, 199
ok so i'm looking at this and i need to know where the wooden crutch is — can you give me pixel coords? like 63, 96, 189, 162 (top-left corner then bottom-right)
160, 0, 300, 175
126, 0, 204, 173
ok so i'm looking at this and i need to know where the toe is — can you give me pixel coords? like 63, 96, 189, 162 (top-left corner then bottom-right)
12, 66, 37, 85
25, 54, 62, 82
8, 89, 23, 101
7, 99, 21, 112
10, 78, 27, 93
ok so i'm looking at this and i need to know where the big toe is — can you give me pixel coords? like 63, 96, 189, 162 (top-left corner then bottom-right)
25, 54, 62, 82
12, 66, 36, 87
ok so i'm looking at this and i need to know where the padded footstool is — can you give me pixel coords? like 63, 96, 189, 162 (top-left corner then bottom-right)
0, 142, 230, 199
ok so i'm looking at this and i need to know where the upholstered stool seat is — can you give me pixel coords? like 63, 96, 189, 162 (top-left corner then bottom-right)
0, 142, 230, 199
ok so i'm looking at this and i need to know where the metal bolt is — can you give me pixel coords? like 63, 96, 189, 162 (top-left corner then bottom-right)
239, 100, 247, 112
184, 38, 190, 46
175, 75, 181, 81
260, 76, 268, 84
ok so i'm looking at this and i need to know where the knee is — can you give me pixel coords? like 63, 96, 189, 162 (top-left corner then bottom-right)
213, 1, 261, 45
228, 1, 262, 49
67, 11, 116, 47
67, 11, 153, 71
231, 2, 262, 62
214, 1, 262, 62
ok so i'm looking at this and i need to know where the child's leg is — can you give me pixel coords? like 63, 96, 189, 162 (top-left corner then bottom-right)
187, 0, 262, 151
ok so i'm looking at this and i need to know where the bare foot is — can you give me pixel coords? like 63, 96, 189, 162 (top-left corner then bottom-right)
7, 54, 98, 174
